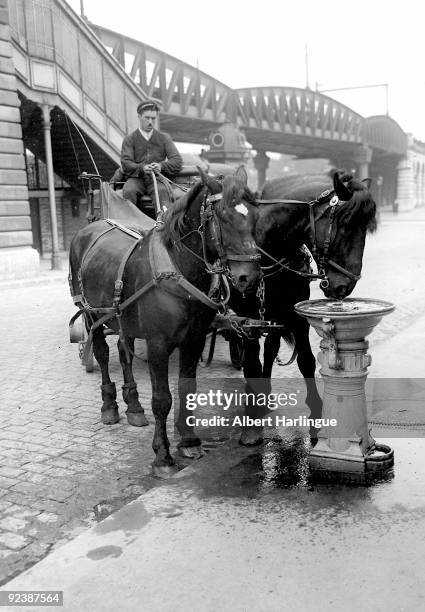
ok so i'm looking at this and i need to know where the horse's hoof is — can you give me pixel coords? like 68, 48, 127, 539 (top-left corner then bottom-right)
101, 409, 120, 425
126, 411, 149, 427
178, 445, 205, 460
151, 463, 179, 479
310, 426, 320, 443
239, 426, 264, 446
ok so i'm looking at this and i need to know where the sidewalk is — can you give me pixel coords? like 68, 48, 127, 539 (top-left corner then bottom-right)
0, 254, 69, 290
379, 204, 425, 223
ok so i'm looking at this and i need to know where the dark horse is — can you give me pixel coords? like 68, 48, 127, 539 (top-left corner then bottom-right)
232, 171, 378, 445
69, 167, 261, 476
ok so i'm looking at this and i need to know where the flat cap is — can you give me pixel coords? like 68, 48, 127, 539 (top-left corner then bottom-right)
137, 100, 160, 114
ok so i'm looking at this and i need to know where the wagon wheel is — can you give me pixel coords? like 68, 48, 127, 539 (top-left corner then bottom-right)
199, 329, 217, 368
229, 333, 245, 370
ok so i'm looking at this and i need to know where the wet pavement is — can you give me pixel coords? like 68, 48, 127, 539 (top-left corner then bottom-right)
5, 433, 425, 611
1, 209, 425, 601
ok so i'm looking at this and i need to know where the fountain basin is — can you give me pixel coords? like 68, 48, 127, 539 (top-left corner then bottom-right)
295, 298, 395, 342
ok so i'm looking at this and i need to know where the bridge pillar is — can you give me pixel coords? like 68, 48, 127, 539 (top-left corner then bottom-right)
0, 0, 39, 280
395, 157, 416, 212
253, 151, 270, 191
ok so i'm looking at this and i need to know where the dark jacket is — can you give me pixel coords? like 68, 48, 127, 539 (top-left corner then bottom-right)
121, 129, 182, 179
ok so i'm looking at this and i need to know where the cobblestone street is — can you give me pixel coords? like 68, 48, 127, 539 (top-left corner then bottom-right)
0, 211, 424, 584
0, 276, 250, 583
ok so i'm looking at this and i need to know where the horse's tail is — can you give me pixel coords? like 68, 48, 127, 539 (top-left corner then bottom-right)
277, 328, 298, 366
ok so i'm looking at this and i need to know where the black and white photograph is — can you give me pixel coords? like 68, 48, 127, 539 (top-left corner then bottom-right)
1, 0, 425, 609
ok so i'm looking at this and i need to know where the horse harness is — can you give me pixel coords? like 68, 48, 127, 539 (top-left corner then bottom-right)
69, 188, 261, 361
257, 189, 361, 289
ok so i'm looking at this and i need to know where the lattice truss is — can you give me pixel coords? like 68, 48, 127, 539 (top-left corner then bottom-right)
92, 27, 244, 123
236, 87, 363, 141
94, 26, 365, 142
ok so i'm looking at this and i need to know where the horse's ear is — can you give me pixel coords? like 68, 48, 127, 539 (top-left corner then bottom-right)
197, 166, 209, 185
362, 178, 372, 190
333, 171, 352, 201
235, 165, 248, 185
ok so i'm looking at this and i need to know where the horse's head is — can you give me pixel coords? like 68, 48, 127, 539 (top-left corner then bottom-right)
207, 165, 261, 292
311, 172, 377, 299
258, 170, 377, 300
160, 166, 261, 293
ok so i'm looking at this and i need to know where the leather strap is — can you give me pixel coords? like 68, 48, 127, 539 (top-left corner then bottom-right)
256, 199, 306, 205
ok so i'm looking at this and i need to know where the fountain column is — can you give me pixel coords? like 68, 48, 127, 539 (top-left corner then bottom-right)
312, 321, 374, 470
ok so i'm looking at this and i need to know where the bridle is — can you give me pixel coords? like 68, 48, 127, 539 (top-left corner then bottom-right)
257, 189, 361, 290
308, 190, 361, 289
173, 183, 261, 283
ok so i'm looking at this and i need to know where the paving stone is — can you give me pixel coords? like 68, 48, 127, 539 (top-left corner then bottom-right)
10, 482, 44, 495
0, 516, 28, 532
0, 466, 25, 479
27, 500, 66, 514
36, 512, 59, 524
0, 548, 16, 560
20, 462, 53, 474
1, 494, 37, 509
0, 532, 30, 551
0, 476, 16, 489
8, 508, 41, 519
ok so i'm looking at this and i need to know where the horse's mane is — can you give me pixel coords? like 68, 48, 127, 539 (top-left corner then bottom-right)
335, 176, 377, 233
262, 172, 377, 233
159, 180, 205, 249
221, 174, 257, 209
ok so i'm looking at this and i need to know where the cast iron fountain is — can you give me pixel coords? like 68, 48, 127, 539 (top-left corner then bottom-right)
295, 297, 395, 480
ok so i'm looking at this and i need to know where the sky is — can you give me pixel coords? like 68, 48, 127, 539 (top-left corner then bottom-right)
67, 0, 425, 142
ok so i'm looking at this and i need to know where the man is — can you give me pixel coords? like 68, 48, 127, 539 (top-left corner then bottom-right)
121, 101, 182, 210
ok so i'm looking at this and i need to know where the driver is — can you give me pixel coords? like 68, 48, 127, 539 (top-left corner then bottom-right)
121, 101, 183, 210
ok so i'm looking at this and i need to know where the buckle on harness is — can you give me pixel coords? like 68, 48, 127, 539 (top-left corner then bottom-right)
113, 279, 123, 308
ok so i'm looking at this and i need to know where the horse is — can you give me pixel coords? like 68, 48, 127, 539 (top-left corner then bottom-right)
231, 170, 378, 445
69, 166, 261, 477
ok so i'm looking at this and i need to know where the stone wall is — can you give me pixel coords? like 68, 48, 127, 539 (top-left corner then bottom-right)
0, 0, 39, 279
31, 194, 87, 255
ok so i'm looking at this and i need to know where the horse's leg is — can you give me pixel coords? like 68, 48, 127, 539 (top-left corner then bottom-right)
293, 317, 322, 442
117, 337, 149, 427
175, 336, 205, 460
239, 338, 267, 446
146, 337, 177, 478
92, 327, 119, 425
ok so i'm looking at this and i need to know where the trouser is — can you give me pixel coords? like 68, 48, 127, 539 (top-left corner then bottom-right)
122, 176, 172, 211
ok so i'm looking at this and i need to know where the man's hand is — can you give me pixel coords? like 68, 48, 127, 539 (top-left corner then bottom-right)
143, 162, 161, 175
